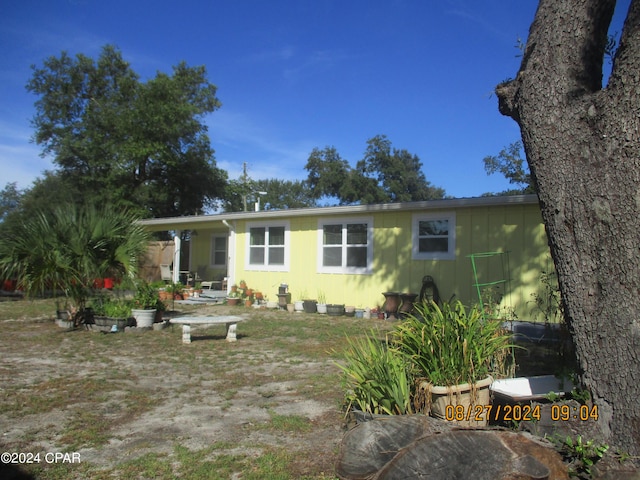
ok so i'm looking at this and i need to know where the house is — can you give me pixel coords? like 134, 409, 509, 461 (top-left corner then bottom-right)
139, 194, 551, 319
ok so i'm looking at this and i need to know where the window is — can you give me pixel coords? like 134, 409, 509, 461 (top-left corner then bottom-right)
246, 222, 289, 271
210, 234, 227, 267
318, 217, 373, 274
412, 213, 456, 260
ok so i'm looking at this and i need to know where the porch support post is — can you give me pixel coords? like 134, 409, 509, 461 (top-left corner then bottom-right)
173, 230, 182, 284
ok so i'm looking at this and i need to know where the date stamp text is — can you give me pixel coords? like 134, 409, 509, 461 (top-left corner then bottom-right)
445, 404, 599, 422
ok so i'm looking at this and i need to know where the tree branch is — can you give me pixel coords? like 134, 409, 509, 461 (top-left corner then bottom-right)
496, 0, 617, 124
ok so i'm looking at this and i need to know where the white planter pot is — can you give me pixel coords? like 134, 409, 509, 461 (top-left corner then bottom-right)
294, 301, 304, 312
131, 309, 156, 328
56, 319, 74, 329
316, 303, 327, 314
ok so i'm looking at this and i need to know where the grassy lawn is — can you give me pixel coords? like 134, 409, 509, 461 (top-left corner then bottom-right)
0, 296, 394, 479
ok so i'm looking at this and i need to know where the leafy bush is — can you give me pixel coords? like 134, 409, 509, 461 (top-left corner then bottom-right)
91, 296, 132, 319
132, 280, 163, 310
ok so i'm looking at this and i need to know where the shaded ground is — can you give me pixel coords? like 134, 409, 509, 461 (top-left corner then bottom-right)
0, 302, 388, 479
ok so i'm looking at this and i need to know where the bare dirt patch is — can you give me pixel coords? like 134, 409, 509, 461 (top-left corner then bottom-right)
0, 303, 388, 479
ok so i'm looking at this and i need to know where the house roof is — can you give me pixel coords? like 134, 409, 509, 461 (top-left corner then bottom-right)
139, 194, 540, 231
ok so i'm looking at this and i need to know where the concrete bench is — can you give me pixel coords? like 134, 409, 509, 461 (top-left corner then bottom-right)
169, 316, 244, 343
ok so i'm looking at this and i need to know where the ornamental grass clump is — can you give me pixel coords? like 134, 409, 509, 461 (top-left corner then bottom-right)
334, 331, 412, 416
394, 300, 513, 388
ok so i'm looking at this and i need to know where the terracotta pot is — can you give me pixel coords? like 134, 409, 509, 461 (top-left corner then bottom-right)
382, 292, 401, 320
399, 293, 419, 317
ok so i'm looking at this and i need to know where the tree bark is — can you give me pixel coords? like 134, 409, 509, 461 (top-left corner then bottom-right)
496, 0, 640, 455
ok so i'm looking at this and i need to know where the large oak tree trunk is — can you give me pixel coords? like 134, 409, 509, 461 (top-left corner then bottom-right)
496, 0, 640, 455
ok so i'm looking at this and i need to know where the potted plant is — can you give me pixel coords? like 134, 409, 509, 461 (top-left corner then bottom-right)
131, 280, 161, 328
226, 290, 240, 306
166, 282, 183, 299
55, 299, 74, 328
303, 298, 317, 313
327, 304, 345, 316
161, 282, 183, 311
293, 291, 305, 312
394, 300, 513, 426
316, 292, 327, 314
91, 296, 131, 331
182, 286, 194, 299
266, 297, 278, 309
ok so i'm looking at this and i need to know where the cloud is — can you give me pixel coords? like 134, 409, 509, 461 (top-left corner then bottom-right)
282, 49, 344, 82
243, 46, 297, 64
240, 44, 351, 83
444, 4, 523, 45
207, 110, 315, 182
0, 144, 53, 190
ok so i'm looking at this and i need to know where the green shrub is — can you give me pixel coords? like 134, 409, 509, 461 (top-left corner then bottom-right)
394, 300, 513, 387
334, 331, 412, 415
91, 296, 132, 318
132, 280, 163, 310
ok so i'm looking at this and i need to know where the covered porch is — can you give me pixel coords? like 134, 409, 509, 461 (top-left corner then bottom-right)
139, 215, 237, 292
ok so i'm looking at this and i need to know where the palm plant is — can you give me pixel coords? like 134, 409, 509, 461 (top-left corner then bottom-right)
0, 204, 150, 324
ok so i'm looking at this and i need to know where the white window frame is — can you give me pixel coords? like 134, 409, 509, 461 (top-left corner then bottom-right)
412, 212, 456, 260
317, 216, 373, 274
210, 234, 228, 268
245, 221, 290, 272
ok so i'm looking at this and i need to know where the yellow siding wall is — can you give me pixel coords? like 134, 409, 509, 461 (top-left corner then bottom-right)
191, 203, 550, 319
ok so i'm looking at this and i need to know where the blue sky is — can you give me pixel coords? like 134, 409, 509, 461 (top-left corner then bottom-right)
0, 1, 629, 198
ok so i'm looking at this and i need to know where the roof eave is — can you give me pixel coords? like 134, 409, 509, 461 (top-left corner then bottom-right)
138, 194, 539, 229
